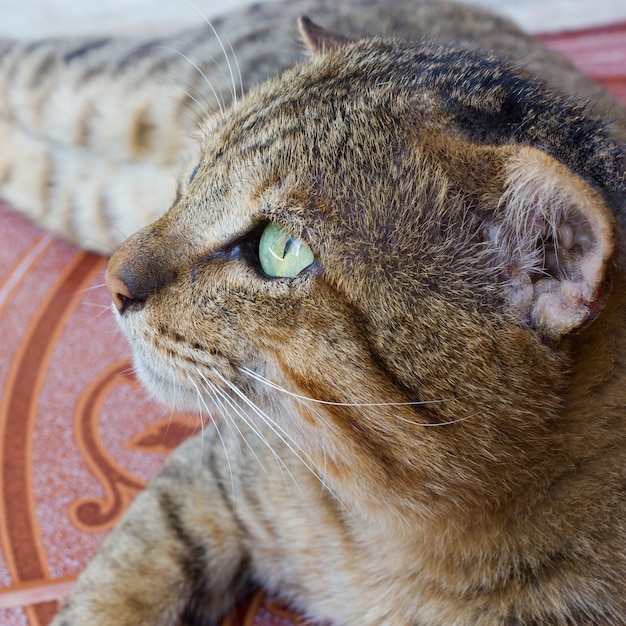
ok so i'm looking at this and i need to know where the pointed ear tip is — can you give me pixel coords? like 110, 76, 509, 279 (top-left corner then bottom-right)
297, 16, 352, 55
297, 15, 317, 40
297, 15, 312, 28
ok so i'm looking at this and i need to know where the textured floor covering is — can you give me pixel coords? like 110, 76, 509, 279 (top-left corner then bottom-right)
0, 17, 625, 626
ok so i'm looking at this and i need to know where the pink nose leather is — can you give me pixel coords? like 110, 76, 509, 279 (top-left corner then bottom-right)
104, 265, 134, 312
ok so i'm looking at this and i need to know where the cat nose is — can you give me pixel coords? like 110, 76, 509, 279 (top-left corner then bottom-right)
104, 226, 180, 314
104, 229, 148, 314
104, 265, 140, 314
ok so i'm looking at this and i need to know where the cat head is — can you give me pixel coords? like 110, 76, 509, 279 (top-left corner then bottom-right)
105, 20, 624, 522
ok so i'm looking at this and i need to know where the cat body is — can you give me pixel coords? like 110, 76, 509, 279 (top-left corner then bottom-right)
1, 1, 625, 625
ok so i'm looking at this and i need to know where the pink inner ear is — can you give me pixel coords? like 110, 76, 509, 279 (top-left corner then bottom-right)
499, 147, 616, 337
533, 275, 611, 335
533, 280, 595, 336
297, 16, 351, 56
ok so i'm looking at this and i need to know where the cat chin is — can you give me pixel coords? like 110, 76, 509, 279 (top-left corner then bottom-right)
132, 353, 216, 416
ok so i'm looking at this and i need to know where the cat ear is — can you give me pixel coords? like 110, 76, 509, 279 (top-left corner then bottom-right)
297, 16, 351, 55
492, 146, 615, 338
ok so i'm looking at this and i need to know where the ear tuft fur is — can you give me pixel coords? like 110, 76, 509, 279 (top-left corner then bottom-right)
297, 16, 351, 56
494, 147, 615, 338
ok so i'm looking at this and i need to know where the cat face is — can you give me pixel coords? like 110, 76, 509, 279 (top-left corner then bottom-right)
105, 33, 619, 522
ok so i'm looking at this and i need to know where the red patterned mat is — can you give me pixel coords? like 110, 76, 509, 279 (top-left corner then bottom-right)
0, 22, 625, 626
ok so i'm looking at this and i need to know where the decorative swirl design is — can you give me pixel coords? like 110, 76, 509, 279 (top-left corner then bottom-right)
70, 359, 199, 533
0, 245, 105, 626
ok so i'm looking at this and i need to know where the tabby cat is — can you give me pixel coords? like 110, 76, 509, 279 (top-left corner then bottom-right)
2, 0, 626, 624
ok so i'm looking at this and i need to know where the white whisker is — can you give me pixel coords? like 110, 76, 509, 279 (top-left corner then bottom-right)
80, 238, 118, 255
200, 380, 246, 462
212, 369, 344, 509
195, 369, 273, 479
79, 301, 110, 309
90, 306, 115, 322
180, 0, 239, 109
210, 385, 310, 505
199, 368, 315, 504
186, 373, 235, 496
155, 83, 213, 119
223, 33, 244, 105
77, 282, 107, 294
208, 371, 309, 497
240, 367, 465, 410
155, 46, 225, 117
184, 375, 207, 435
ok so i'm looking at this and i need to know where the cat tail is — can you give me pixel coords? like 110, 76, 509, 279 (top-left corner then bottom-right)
0, 30, 228, 254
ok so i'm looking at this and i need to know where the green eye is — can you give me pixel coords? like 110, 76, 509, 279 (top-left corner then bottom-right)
259, 221, 314, 278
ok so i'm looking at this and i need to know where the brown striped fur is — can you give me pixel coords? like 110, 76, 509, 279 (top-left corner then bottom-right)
3, 1, 625, 625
